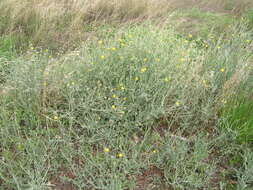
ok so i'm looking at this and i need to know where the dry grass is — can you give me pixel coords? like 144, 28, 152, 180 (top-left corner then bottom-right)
1, 0, 253, 51
1, 0, 253, 54
168, 0, 253, 14
1, 1, 253, 189
0, 0, 172, 28
2, 0, 253, 31
0, 0, 174, 50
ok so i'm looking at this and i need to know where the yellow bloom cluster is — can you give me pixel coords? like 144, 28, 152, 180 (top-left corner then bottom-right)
140, 67, 147, 73
103, 147, 124, 158
117, 153, 124, 158
103, 147, 110, 153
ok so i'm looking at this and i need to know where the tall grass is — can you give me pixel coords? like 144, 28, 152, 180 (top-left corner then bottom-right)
222, 91, 253, 144
4, 23, 252, 134
1, 0, 253, 52
1, 20, 253, 189
1, 0, 253, 189
0, 0, 172, 51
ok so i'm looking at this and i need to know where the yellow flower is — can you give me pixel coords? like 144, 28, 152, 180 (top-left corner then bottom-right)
117, 153, 124, 158
175, 101, 180, 106
188, 34, 193, 38
43, 82, 47, 86
112, 94, 117, 98
217, 46, 221, 49
111, 47, 116, 51
140, 67, 147, 73
100, 55, 105, 60
53, 116, 59, 120
123, 97, 127, 101
112, 105, 116, 109
156, 58, 160, 62
135, 77, 139, 81
152, 150, 158, 153
220, 68, 225, 72
98, 40, 103, 44
180, 58, 185, 62
128, 34, 132, 38
143, 58, 148, 62
164, 77, 170, 82
203, 80, 209, 88
121, 86, 125, 90
103, 148, 110, 153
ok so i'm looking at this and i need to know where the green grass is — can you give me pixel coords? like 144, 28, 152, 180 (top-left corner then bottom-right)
1, 1, 253, 189
171, 8, 236, 38
245, 8, 253, 27
221, 95, 253, 144
0, 36, 17, 84
1, 20, 253, 189
0, 36, 16, 58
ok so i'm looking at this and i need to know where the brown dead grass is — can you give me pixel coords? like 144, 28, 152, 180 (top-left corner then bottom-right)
1, 0, 253, 50
135, 166, 167, 190
0, 0, 174, 50
168, 0, 253, 15
0, 0, 172, 26
49, 168, 76, 190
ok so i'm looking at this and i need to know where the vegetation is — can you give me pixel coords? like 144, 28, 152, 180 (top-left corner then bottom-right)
0, 0, 253, 189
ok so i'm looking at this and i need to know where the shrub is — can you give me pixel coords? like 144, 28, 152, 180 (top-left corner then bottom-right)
1, 21, 253, 189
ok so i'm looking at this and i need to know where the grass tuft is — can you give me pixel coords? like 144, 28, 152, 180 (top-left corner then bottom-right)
1, 1, 253, 189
